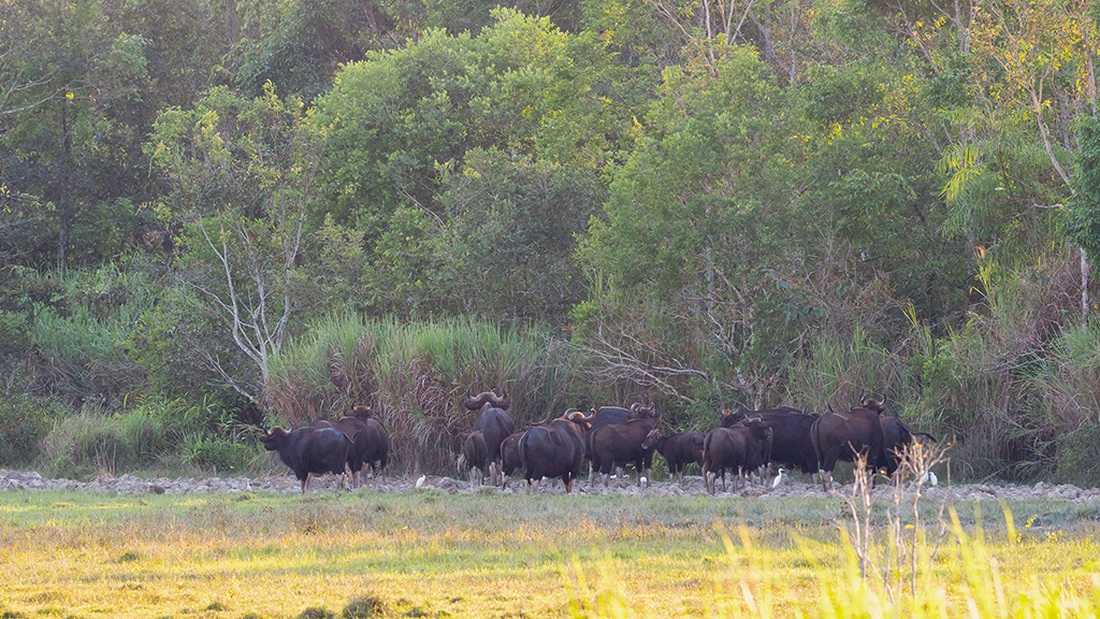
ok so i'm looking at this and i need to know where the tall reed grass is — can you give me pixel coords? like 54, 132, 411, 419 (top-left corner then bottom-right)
267, 315, 582, 473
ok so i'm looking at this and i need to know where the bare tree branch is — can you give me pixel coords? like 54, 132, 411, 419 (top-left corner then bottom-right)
576, 322, 711, 402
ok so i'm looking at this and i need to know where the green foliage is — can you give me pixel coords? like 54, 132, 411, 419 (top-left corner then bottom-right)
0, 395, 65, 466
234, 0, 371, 100
22, 264, 153, 406
169, 434, 259, 474
1023, 321, 1100, 484
39, 394, 257, 478
309, 10, 638, 316
787, 328, 912, 412
433, 148, 601, 319
903, 253, 1086, 480
147, 82, 324, 402
1067, 116, 1100, 266
579, 45, 806, 404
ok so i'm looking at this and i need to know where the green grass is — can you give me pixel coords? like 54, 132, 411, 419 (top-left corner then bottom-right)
2, 490, 1099, 618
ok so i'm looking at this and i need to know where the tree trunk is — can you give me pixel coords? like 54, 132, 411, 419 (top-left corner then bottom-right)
58, 96, 74, 277
1082, 247, 1091, 320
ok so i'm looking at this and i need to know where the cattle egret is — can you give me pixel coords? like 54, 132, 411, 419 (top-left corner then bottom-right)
771, 468, 787, 489
415, 475, 427, 488
920, 471, 938, 487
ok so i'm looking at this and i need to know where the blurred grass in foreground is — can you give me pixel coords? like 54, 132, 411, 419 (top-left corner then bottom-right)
0, 488, 1097, 618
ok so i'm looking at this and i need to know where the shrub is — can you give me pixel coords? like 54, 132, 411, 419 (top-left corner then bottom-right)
38, 394, 270, 477
169, 433, 259, 474
0, 394, 64, 467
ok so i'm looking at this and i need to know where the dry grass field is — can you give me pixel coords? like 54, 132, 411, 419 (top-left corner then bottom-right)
1, 484, 1099, 618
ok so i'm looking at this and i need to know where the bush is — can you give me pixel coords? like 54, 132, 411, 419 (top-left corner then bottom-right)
0, 395, 64, 467
27, 264, 153, 408
168, 434, 259, 474
41, 405, 131, 477
37, 395, 260, 477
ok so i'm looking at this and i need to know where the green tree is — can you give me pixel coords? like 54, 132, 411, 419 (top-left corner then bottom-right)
432, 148, 601, 320
234, 0, 370, 101
578, 45, 802, 404
0, 0, 151, 272
147, 84, 324, 405
1068, 116, 1100, 305
310, 9, 638, 317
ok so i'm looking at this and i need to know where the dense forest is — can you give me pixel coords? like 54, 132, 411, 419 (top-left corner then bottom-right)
2, 0, 1099, 483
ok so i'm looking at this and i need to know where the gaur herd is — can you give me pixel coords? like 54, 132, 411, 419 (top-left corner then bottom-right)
258, 388, 937, 494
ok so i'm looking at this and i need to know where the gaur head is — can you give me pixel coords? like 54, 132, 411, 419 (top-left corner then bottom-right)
630, 403, 657, 419
464, 386, 509, 411
857, 395, 886, 414
564, 409, 592, 430
641, 428, 664, 450
258, 427, 291, 450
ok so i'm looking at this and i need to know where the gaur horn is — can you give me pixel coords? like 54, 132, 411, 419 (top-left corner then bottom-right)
464, 386, 485, 410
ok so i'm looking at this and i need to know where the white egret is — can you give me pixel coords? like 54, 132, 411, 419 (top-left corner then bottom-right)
771, 467, 787, 489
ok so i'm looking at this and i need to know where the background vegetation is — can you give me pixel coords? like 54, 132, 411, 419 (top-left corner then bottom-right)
2, 0, 1100, 482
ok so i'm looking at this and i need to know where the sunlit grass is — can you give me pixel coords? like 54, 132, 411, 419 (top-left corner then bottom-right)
1, 490, 1098, 618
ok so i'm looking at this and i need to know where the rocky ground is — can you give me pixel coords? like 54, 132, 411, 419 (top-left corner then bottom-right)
2, 468, 1099, 503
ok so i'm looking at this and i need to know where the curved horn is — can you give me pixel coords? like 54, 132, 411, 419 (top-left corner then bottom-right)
630, 402, 641, 413
489, 387, 509, 408
858, 392, 868, 404
464, 386, 487, 410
